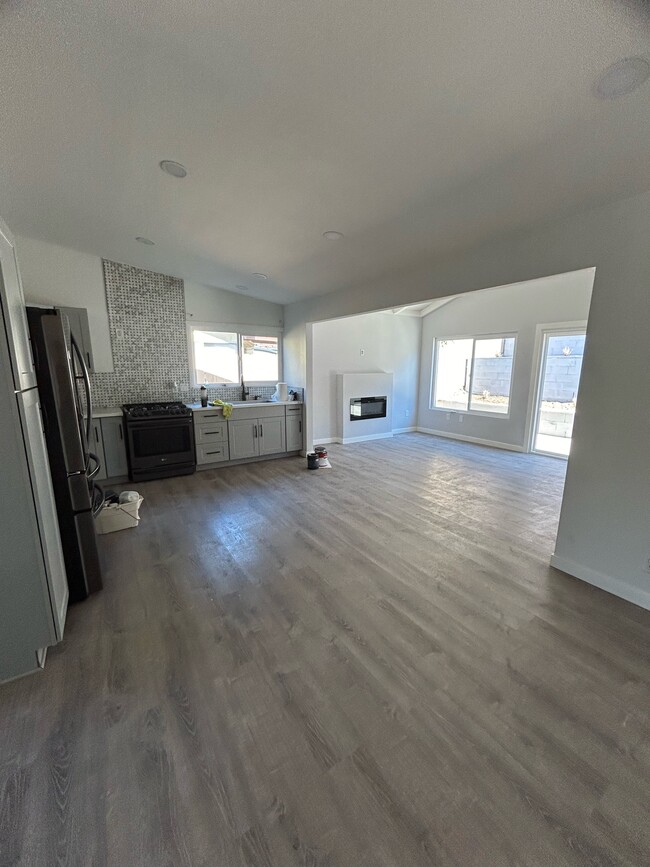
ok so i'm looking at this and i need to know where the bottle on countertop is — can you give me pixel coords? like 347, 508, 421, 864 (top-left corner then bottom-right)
200, 385, 208, 407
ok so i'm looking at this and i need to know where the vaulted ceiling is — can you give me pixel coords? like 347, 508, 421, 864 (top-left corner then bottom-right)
1, 1, 648, 303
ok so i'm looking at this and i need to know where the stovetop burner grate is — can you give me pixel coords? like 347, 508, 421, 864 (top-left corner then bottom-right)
123, 401, 191, 419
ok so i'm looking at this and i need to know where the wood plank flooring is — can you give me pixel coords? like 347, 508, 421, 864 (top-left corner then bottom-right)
1, 433, 649, 866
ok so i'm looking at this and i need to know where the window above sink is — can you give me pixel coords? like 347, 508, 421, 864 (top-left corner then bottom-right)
188, 322, 282, 388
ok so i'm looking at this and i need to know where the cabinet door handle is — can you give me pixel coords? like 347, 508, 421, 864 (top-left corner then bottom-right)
260, 423, 263, 437
253, 425, 257, 438
86, 352, 92, 369
299, 421, 302, 433
118, 423, 123, 440
95, 425, 100, 443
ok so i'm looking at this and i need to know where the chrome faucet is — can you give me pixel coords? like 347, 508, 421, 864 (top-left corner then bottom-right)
241, 376, 249, 401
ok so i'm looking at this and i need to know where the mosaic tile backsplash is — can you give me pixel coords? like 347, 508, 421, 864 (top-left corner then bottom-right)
90, 260, 301, 408
91, 261, 189, 407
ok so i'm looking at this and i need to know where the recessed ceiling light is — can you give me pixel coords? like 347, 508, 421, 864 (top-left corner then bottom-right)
323, 230, 344, 240
135, 236, 155, 245
159, 159, 188, 178
252, 272, 268, 279
594, 57, 650, 99
235, 285, 249, 291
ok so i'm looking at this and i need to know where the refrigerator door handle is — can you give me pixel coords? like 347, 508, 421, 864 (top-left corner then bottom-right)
70, 333, 92, 444
87, 451, 101, 479
90, 482, 105, 517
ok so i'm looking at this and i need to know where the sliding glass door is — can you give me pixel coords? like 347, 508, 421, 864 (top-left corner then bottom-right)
532, 328, 586, 457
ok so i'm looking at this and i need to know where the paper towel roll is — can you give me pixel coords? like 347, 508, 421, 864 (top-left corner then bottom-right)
276, 382, 288, 402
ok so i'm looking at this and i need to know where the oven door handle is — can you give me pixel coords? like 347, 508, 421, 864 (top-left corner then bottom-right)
125, 418, 192, 430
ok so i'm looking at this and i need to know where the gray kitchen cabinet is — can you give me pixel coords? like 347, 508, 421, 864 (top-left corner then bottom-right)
258, 416, 285, 455
90, 420, 107, 481
59, 306, 94, 372
194, 410, 230, 465
228, 414, 286, 459
228, 419, 258, 460
285, 410, 303, 452
101, 416, 128, 478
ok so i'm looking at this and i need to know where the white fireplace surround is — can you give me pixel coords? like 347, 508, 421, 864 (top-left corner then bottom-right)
335, 372, 394, 443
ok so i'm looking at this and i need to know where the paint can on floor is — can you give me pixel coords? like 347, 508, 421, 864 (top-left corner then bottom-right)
307, 453, 319, 470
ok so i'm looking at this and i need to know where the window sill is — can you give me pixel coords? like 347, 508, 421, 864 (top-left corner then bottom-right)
429, 406, 512, 420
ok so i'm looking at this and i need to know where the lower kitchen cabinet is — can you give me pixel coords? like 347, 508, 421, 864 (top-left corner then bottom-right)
286, 413, 303, 452
258, 416, 285, 455
90, 415, 128, 480
194, 404, 303, 468
228, 415, 286, 460
101, 416, 129, 479
90, 420, 107, 481
227, 419, 258, 460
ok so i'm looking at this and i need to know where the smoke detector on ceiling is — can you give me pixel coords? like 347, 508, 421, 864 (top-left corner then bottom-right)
159, 160, 188, 178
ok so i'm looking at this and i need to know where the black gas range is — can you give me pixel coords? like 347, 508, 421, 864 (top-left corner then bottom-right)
122, 402, 195, 481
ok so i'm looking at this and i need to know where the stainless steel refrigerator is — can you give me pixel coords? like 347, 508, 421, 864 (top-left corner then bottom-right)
27, 306, 104, 602
0, 220, 69, 682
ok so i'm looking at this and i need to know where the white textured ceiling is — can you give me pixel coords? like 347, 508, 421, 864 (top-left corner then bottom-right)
1, 1, 649, 304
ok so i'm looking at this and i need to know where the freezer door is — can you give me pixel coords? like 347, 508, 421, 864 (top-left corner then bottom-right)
17, 388, 68, 638
0, 221, 36, 391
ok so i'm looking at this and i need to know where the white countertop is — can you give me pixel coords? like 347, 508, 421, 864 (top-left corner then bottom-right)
187, 400, 302, 411
92, 406, 123, 418
91, 401, 303, 417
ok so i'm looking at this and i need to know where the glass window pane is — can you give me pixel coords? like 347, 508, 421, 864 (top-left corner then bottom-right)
433, 339, 473, 410
469, 336, 515, 414
241, 335, 279, 382
193, 330, 239, 384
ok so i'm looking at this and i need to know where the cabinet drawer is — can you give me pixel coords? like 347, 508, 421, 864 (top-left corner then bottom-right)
286, 404, 303, 414
194, 410, 225, 424
197, 442, 230, 464
195, 421, 228, 443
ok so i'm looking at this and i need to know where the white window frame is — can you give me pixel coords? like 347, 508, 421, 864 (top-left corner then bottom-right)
430, 331, 518, 418
188, 322, 283, 388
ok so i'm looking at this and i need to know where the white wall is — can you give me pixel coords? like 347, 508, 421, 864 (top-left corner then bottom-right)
16, 236, 285, 374
312, 311, 421, 441
284, 190, 650, 610
417, 270, 594, 450
17, 235, 114, 371
184, 280, 283, 330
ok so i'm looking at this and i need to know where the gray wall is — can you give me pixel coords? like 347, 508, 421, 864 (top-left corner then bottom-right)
284, 189, 650, 609
312, 311, 421, 440
417, 270, 593, 449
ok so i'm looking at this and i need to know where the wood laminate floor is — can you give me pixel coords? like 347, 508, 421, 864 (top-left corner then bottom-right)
1, 434, 649, 866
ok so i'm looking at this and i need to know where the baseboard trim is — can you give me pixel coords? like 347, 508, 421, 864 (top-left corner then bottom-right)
312, 437, 339, 445
415, 427, 524, 453
550, 554, 650, 611
393, 426, 418, 434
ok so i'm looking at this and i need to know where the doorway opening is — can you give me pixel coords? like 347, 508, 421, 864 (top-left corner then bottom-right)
531, 327, 586, 457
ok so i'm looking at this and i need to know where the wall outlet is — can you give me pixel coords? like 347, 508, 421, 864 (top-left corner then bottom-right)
404, 409, 409, 417
360, 348, 365, 356
458, 414, 463, 424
